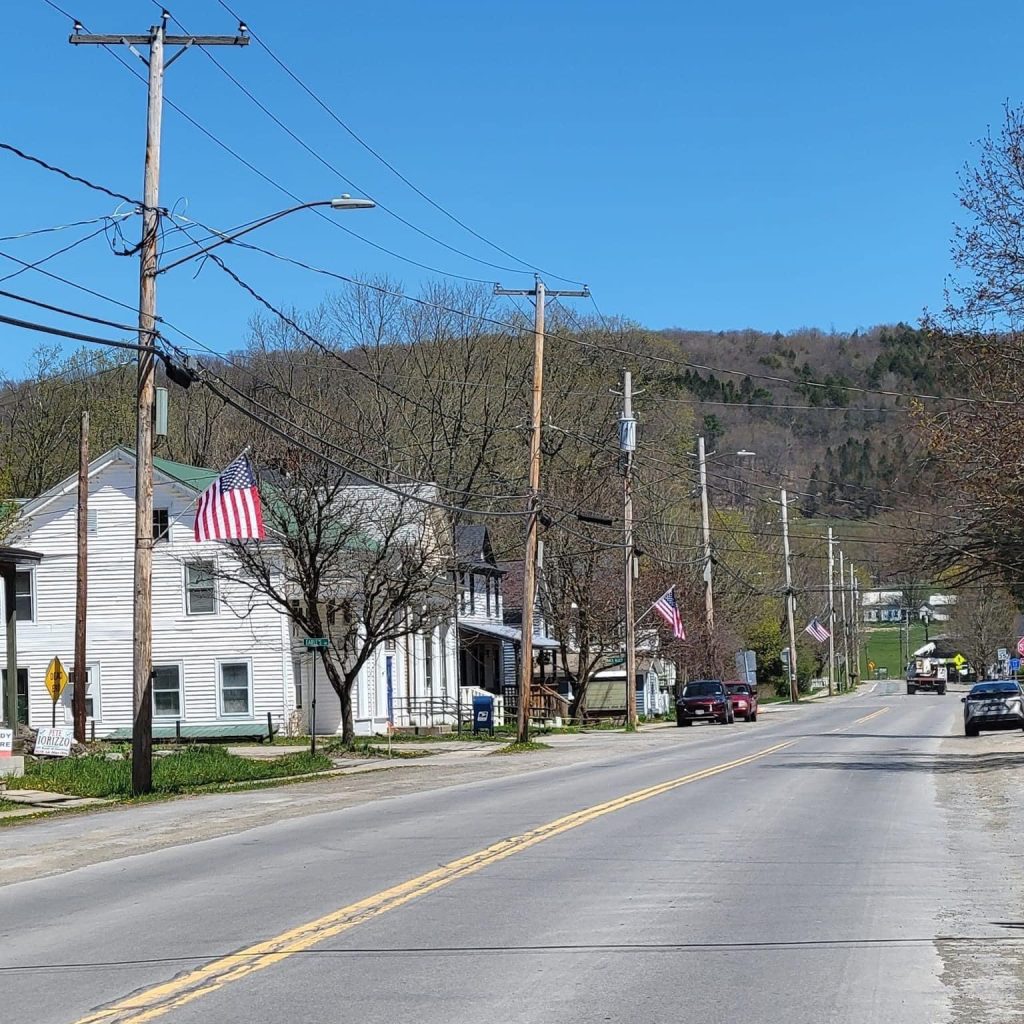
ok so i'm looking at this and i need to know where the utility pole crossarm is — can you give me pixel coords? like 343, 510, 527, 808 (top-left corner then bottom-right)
70, 34, 249, 46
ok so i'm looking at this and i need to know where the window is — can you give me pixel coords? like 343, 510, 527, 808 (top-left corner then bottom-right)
1, 668, 28, 724
292, 660, 303, 709
469, 573, 476, 613
185, 561, 216, 615
67, 666, 101, 720
485, 576, 491, 616
153, 508, 170, 543
152, 664, 182, 718
13, 570, 33, 622
219, 661, 251, 716
424, 633, 434, 690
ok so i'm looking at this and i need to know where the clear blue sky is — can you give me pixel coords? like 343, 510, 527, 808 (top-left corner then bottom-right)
2, 0, 1021, 378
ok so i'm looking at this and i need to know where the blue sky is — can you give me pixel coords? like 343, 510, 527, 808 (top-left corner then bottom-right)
2, 0, 1022, 378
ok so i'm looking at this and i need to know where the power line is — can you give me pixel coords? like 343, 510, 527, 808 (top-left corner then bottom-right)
211, 0, 587, 287
0, 212, 132, 243
0, 223, 114, 285
0, 141, 143, 207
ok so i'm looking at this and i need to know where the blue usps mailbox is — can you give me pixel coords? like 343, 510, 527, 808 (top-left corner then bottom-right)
472, 694, 494, 736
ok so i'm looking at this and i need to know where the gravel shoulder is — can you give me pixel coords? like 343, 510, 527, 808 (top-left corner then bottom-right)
934, 688, 1024, 1023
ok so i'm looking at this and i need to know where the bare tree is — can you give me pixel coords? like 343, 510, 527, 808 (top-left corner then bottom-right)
950, 587, 1017, 679
219, 450, 452, 744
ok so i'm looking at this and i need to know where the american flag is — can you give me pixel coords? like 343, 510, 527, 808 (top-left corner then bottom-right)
194, 454, 266, 543
653, 587, 686, 639
805, 616, 830, 643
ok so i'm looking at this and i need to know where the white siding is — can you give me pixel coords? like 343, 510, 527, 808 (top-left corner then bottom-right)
0, 452, 296, 737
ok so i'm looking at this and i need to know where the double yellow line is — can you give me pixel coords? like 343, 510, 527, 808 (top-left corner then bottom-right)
75, 740, 793, 1024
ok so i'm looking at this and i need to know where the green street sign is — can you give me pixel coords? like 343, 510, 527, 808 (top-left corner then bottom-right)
303, 637, 329, 649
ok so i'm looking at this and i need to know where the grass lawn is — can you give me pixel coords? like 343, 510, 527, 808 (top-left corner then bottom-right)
22, 745, 332, 799
860, 623, 927, 681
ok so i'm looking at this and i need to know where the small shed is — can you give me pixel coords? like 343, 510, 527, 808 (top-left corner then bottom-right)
1, 545, 43, 749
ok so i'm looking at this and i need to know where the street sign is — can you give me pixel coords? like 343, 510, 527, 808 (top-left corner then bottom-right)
1017, 636, 1024, 657
1011, 658, 1022, 672
952, 653, 967, 670
867, 660, 877, 672
303, 637, 329, 649
34, 726, 73, 758
997, 647, 1009, 662
0, 728, 12, 758
44, 657, 68, 702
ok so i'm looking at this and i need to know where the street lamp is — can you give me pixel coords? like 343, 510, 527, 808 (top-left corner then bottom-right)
157, 195, 375, 275
694, 438, 756, 651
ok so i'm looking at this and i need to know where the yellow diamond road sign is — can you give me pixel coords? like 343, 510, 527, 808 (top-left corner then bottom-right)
44, 656, 68, 702
867, 660, 877, 671
952, 653, 966, 669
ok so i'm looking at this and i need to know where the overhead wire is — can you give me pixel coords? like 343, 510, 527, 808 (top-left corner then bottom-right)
211, 0, 587, 286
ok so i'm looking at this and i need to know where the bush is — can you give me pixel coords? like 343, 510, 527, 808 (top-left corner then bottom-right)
22, 745, 331, 798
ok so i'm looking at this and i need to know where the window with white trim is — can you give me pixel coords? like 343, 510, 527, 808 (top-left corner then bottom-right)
152, 508, 170, 543
14, 570, 34, 622
292, 659, 303, 710
152, 664, 182, 718
185, 561, 216, 615
67, 665, 101, 721
219, 661, 251, 716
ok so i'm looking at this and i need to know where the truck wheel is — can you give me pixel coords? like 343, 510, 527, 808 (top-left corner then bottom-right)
907, 685, 916, 695
965, 724, 979, 737
938, 687, 946, 696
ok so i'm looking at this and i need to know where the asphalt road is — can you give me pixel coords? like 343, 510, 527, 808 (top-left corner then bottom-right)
4, 686, 1024, 1024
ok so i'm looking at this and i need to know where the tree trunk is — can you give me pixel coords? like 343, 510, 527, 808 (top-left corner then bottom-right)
320, 654, 356, 746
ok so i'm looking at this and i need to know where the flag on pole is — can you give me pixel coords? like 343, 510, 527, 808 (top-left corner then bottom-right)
653, 587, 686, 639
805, 616, 830, 643
194, 453, 266, 542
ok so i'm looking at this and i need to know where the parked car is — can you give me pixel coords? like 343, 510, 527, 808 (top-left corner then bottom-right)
962, 680, 1024, 736
676, 679, 734, 726
726, 681, 758, 722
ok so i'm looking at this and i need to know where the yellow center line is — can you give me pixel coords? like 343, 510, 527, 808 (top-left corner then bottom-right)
73, 739, 794, 1024
826, 706, 891, 734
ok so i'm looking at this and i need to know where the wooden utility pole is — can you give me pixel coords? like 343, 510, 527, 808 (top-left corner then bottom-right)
697, 435, 714, 640
780, 489, 799, 703
826, 527, 835, 698
71, 15, 248, 792
849, 562, 859, 689
619, 370, 638, 729
494, 277, 588, 743
839, 549, 850, 691
73, 410, 88, 744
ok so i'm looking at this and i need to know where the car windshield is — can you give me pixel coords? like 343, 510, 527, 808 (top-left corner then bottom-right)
726, 684, 750, 695
684, 681, 722, 697
969, 684, 1020, 698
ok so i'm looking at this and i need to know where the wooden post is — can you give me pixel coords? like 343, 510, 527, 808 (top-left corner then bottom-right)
73, 410, 89, 744
781, 489, 799, 703
3, 565, 19, 749
622, 371, 638, 729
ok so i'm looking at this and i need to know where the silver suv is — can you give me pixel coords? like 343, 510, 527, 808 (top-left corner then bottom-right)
962, 681, 1024, 736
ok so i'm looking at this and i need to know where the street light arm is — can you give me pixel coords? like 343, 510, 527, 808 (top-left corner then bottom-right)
157, 197, 373, 275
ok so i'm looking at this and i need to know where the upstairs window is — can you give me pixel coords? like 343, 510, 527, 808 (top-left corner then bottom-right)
185, 561, 216, 615
14, 570, 34, 622
153, 508, 170, 544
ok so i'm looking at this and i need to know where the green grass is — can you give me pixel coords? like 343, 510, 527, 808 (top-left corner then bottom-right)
860, 623, 927, 682
21, 745, 333, 799
492, 740, 552, 754
0, 798, 21, 812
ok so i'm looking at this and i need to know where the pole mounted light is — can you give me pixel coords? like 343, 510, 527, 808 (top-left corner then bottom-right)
157, 195, 375, 275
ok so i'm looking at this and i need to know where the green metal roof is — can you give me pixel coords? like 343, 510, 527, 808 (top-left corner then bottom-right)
152, 455, 218, 492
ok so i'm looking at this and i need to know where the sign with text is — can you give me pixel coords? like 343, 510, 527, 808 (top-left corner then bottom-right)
44, 657, 69, 702
1017, 636, 1024, 658
34, 726, 73, 758
303, 637, 329, 649
0, 728, 12, 758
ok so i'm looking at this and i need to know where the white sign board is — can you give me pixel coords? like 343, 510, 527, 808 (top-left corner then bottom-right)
34, 726, 73, 758
0, 728, 12, 758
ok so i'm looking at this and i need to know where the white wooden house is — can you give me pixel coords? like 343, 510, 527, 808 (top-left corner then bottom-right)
0, 447, 455, 739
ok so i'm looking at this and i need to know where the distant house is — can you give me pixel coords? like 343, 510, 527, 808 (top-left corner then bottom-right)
455, 527, 558, 697
919, 594, 956, 624
861, 590, 904, 624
